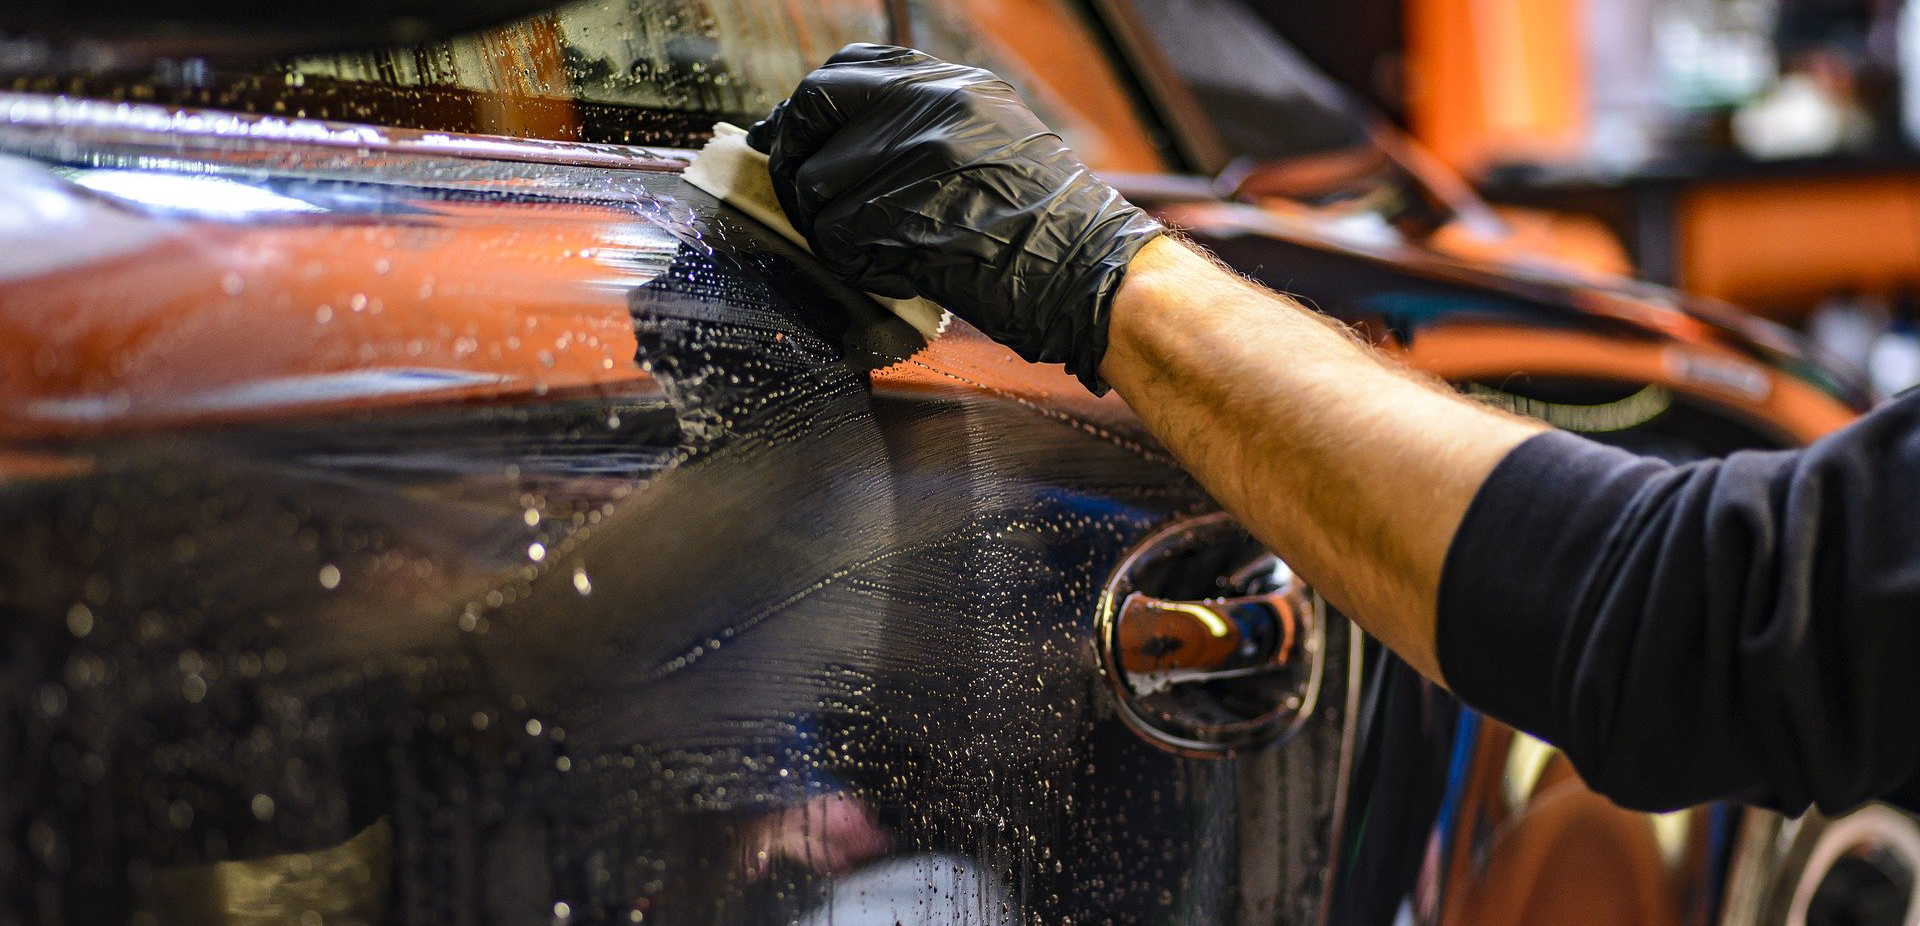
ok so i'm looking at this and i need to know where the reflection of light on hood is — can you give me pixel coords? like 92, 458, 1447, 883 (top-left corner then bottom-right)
25, 369, 507, 422
73, 170, 327, 218
0, 178, 81, 234
580, 223, 682, 293
0, 156, 172, 280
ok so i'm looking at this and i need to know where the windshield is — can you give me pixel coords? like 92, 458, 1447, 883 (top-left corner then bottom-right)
0, 0, 887, 146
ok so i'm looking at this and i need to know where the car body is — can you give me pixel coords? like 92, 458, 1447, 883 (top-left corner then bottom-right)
0, 1, 1891, 925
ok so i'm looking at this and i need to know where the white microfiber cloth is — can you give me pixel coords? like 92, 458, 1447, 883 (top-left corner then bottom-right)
682, 123, 951, 341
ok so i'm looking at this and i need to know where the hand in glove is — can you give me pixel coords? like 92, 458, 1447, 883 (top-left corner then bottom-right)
746, 44, 1164, 392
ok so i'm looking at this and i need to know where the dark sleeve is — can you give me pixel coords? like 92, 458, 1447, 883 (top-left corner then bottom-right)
1436, 390, 1920, 814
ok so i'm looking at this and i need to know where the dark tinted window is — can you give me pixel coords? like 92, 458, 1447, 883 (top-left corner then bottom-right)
1103, 0, 1472, 236
1111, 0, 1370, 163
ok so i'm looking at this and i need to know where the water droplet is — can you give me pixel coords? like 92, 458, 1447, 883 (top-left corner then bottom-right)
65, 603, 93, 638
572, 567, 592, 596
220, 272, 244, 296
317, 564, 341, 589
36, 685, 66, 718
525, 719, 544, 736
528, 542, 546, 562
523, 507, 540, 527
314, 305, 333, 324
251, 794, 275, 820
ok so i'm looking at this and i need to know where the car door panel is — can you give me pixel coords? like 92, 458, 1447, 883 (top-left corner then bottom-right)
0, 109, 1355, 924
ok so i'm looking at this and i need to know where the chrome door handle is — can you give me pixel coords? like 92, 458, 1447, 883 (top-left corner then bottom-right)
1096, 512, 1328, 757
1115, 589, 1305, 688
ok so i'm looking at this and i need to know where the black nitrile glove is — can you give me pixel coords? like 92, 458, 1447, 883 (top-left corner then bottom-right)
746, 44, 1164, 393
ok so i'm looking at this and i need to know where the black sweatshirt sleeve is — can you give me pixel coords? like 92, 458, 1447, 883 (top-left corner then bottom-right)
1437, 390, 1920, 814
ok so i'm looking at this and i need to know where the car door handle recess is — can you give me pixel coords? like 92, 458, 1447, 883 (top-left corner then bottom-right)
1097, 512, 1326, 757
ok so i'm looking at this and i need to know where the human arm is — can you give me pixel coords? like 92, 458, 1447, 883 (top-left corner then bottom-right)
1099, 237, 1540, 681
1105, 237, 1920, 814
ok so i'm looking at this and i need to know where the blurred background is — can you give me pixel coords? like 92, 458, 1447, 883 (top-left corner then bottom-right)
1278, 0, 1920, 395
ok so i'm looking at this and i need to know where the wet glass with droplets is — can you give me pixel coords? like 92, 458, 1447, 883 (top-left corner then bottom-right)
0, 0, 886, 146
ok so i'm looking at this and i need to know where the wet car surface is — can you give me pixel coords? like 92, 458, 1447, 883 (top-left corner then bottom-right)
0, 0, 1898, 924
0, 79, 1359, 921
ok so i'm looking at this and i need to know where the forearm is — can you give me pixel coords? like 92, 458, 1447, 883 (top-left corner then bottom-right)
1099, 236, 1544, 682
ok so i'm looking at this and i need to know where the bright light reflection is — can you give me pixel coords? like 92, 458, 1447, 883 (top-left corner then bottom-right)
72, 170, 327, 218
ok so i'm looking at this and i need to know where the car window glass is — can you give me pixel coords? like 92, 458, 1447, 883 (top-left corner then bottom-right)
1111, 0, 1370, 162
1110, 0, 1481, 237
906, 0, 1172, 174
0, 0, 887, 145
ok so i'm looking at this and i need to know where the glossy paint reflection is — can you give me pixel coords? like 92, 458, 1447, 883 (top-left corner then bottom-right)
0, 109, 1356, 923
0, 106, 701, 438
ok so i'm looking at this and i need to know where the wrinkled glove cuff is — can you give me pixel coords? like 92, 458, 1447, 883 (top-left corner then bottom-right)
1063, 216, 1164, 396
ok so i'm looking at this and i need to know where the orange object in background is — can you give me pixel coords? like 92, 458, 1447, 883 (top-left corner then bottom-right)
1437, 722, 1709, 926
1678, 171, 1920, 319
1405, 0, 1589, 174
1401, 0, 1920, 320
1489, 165, 1920, 324
1433, 205, 1635, 280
